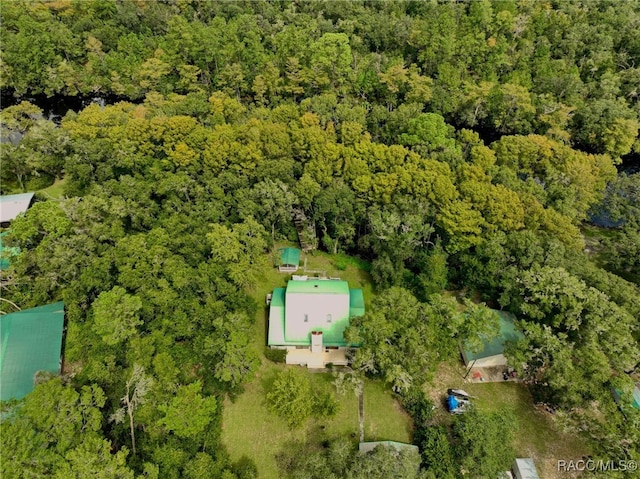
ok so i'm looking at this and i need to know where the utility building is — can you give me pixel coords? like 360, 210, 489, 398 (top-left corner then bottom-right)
277, 247, 301, 272
268, 277, 364, 368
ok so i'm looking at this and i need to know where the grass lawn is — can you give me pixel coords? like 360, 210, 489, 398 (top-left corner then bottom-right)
363, 379, 413, 442
222, 249, 412, 479
428, 362, 590, 479
38, 178, 66, 199
222, 367, 412, 479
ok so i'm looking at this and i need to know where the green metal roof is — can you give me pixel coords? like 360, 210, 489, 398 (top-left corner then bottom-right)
270, 287, 285, 307
268, 288, 287, 346
278, 248, 301, 267
462, 310, 524, 361
285, 279, 349, 295
0, 232, 20, 270
349, 289, 365, 317
0, 302, 65, 401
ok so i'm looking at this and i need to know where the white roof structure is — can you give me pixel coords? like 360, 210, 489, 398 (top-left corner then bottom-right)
0, 193, 34, 223
512, 458, 539, 479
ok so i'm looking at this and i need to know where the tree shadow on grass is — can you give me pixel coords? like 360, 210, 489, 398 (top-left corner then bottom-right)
258, 366, 283, 405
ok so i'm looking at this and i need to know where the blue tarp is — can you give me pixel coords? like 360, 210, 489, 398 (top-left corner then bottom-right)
447, 395, 458, 411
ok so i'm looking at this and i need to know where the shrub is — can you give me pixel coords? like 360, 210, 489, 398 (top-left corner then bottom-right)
26, 174, 54, 190
267, 369, 313, 428
264, 347, 287, 363
312, 390, 339, 419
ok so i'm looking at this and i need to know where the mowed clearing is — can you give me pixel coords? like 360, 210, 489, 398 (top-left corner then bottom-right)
428, 361, 590, 479
222, 250, 410, 479
222, 366, 412, 479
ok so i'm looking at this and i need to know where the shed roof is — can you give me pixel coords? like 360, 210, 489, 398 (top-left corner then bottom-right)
0, 302, 65, 401
279, 247, 301, 267
0, 193, 34, 223
513, 458, 539, 479
462, 310, 524, 362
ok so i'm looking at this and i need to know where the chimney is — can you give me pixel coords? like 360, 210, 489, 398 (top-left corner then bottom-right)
311, 331, 323, 354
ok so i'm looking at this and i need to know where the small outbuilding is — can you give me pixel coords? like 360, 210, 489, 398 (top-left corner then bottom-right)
0, 302, 65, 401
0, 192, 35, 227
461, 310, 524, 368
277, 247, 301, 272
511, 458, 540, 479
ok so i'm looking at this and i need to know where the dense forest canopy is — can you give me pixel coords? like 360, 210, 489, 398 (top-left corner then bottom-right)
1, 1, 639, 477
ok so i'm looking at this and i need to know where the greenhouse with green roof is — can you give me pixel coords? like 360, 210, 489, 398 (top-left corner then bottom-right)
268, 277, 365, 368
277, 247, 301, 272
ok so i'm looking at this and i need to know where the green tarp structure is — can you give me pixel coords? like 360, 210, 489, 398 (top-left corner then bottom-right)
1, 302, 65, 401
0, 231, 20, 270
461, 310, 524, 363
278, 248, 301, 267
268, 279, 364, 347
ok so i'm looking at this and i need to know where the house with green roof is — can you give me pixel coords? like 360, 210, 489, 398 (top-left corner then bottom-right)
277, 247, 301, 272
0, 302, 65, 401
268, 277, 365, 368
460, 310, 524, 368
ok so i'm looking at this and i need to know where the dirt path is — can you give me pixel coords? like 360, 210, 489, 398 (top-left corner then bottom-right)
358, 389, 364, 442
